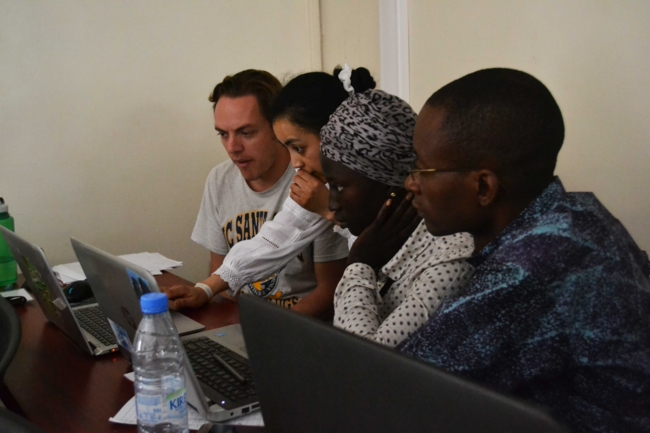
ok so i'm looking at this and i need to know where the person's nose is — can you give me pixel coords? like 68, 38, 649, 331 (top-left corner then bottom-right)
290, 153, 304, 170
328, 191, 341, 212
222, 135, 244, 155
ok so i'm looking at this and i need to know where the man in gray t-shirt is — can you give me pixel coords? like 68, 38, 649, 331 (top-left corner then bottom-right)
166, 70, 348, 318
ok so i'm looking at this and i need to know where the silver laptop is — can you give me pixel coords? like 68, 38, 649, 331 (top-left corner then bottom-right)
181, 325, 260, 422
71, 238, 257, 422
70, 238, 204, 346
0, 226, 117, 356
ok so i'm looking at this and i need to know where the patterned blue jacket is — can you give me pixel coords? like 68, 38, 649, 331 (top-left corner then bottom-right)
398, 178, 650, 433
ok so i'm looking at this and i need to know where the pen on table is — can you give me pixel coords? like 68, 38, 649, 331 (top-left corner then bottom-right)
212, 352, 247, 384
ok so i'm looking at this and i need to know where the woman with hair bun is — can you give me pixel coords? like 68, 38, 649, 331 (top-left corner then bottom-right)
171, 66, 377, 319
269, 65, 376, 224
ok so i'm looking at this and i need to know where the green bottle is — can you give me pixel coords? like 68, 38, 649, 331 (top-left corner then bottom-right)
0, 198, 17, 290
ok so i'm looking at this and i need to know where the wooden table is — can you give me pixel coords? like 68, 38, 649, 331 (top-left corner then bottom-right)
3, 272, 248, 432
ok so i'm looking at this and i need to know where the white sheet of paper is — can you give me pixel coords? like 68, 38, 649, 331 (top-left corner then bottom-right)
109, 396, 264, 429
52, 262, 86, 282
121, 252, 183, 274
109, 396, 212, 430
227, 410, 265, 427
117, 372, 265, 428
53, 252, 182, 281
0, 288, 34, 301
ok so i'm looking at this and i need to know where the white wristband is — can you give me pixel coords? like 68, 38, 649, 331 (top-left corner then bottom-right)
194, 282, 214, 300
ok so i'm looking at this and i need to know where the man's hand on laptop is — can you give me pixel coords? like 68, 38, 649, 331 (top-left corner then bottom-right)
162, 284, 209, 310
162, 274, 230, 310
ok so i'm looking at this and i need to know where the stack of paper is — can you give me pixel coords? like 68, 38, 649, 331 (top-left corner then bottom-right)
116, 253, 183, 276
53, 252, 183, 284
0, 288, 34, 301
54, 262, 86, 282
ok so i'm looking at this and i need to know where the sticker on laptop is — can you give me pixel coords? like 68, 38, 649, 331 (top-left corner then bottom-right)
52, 297, 67, 311
108, 317, 133, 354
126, 268, 152, 299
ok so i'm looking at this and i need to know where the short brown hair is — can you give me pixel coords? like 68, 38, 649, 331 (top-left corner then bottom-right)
209, 69, 282, 122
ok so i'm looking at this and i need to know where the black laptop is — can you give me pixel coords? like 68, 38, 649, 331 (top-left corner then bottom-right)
238, 295, 568, 433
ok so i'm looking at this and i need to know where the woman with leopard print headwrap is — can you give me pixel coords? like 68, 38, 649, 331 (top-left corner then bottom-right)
320, 90, 475, 347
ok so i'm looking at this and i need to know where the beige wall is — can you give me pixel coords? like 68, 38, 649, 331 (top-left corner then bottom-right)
0, 0, 321, 282
320, 0, 381, 84
9, 1, 640, 285
408, 0, 650, 251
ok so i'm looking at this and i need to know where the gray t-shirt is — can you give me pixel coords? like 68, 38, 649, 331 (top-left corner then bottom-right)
192, 160, 348, 307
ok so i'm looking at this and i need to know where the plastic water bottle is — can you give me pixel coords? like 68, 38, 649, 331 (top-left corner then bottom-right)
133, 293, 189, 433
0, 198, 17, 291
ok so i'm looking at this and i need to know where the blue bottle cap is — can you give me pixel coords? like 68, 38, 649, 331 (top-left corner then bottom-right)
140, 293, 169, 314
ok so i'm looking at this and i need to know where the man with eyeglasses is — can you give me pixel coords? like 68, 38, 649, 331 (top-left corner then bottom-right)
399, 68, 650, 433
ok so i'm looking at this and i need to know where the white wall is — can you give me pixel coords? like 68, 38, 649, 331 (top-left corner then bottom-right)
0, 0, 321, 282
10, 1, 641, 284
320, 0, 381, 84
408, 0, 650, 251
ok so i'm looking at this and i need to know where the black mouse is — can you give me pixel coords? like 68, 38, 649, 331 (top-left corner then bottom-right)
65, 280, 94, 303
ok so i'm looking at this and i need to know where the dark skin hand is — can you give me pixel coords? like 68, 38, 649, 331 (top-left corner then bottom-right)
347, 190, 422, 271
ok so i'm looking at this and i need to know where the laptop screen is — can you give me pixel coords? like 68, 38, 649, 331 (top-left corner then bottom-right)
239, 296, 568, 433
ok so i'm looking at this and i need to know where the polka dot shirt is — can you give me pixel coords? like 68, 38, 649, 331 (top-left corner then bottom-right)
333, 221, 474, 348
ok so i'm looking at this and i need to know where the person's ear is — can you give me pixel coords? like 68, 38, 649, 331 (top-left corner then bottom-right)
475, 170, 501, 207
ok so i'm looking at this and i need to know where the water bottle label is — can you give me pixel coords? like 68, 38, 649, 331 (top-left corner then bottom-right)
165, 387, 188, 421
135, 389, 187, 424
162, 375, 187, 422
135, 393, 164, 424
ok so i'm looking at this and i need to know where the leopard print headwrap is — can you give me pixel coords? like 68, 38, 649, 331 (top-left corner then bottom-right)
320, 89, 417, 187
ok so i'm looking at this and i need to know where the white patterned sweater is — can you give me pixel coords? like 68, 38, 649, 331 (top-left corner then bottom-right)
333, 221, 474, 347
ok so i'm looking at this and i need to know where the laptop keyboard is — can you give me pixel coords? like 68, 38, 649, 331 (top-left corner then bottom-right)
74, 306, 117, 347
183, 337, 256, 404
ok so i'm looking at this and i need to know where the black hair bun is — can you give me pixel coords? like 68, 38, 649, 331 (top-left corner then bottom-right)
332, 66, 377, 93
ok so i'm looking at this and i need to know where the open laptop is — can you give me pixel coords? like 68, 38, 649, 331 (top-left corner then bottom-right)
71, 238, 258, 422
70, 238, 204, 348
239, 295, 570, 433
180, 325, 259, 422
0, 226, 117, 356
